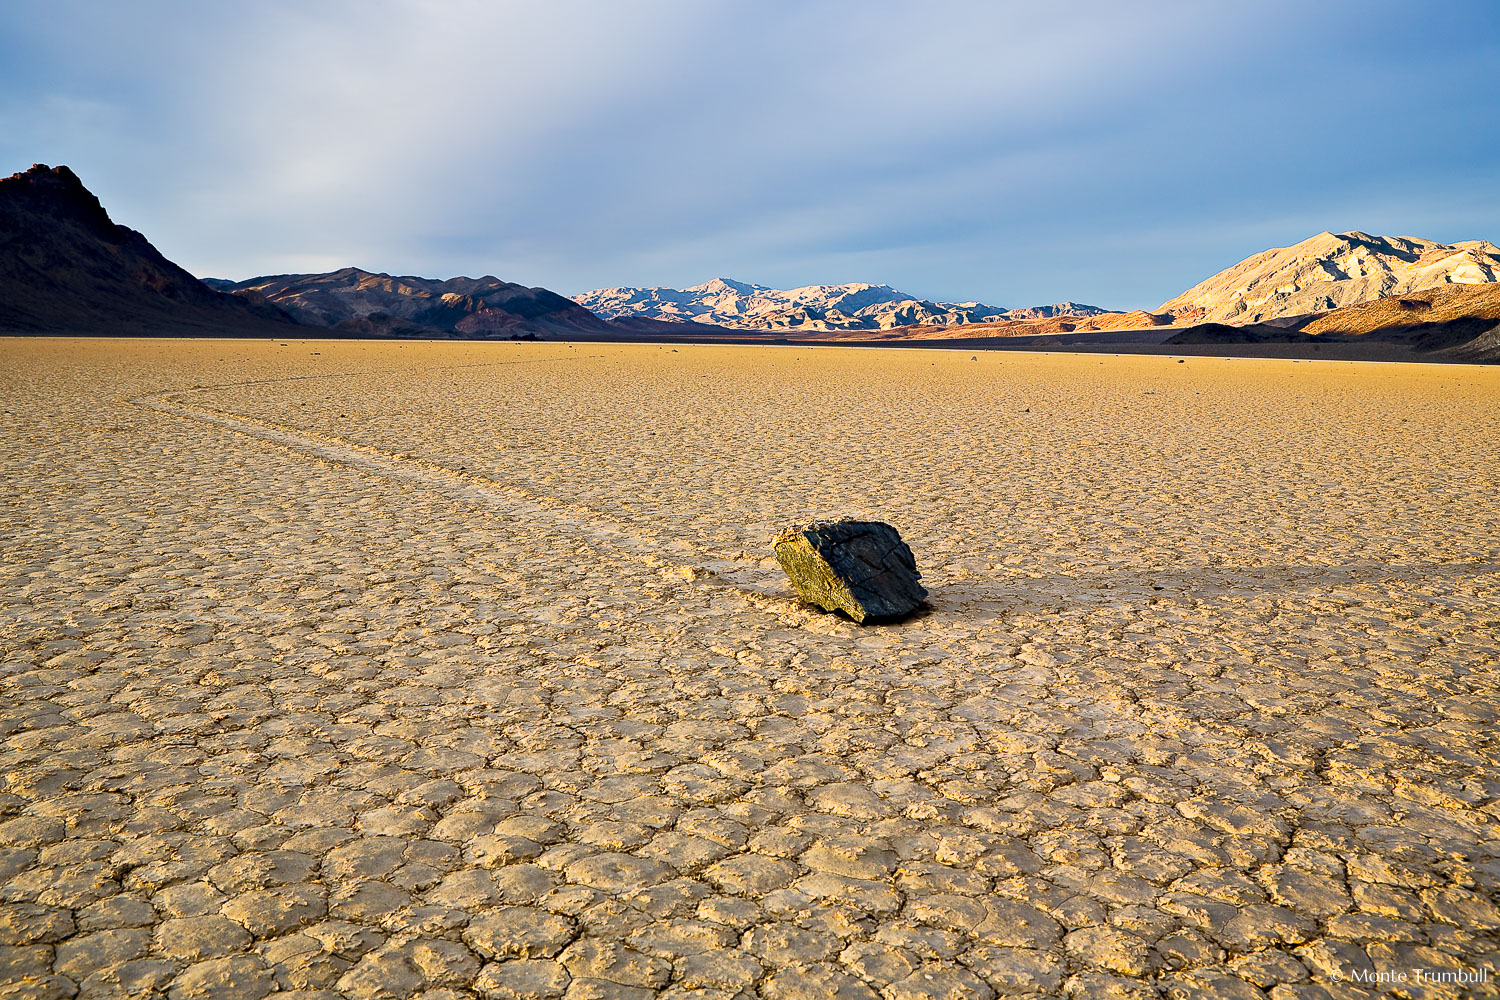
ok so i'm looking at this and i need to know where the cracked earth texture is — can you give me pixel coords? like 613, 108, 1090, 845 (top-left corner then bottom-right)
2, 338, 1498, 1000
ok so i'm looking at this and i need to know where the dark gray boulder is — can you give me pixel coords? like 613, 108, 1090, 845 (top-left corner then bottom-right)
773, 520, 928, 623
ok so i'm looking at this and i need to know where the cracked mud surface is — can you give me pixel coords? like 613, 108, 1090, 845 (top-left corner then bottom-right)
2, 338, 1498, 1000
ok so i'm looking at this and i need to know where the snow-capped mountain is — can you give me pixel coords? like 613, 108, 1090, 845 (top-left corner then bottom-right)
575, 278, 1106, 333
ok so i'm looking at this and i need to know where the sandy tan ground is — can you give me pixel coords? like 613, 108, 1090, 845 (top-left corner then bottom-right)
2, 338, 1498, 1000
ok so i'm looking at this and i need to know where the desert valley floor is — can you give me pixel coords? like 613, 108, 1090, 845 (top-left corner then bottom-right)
2, 338, 1498, 1000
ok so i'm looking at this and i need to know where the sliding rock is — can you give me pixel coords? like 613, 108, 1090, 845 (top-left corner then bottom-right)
773, 520, 927, 624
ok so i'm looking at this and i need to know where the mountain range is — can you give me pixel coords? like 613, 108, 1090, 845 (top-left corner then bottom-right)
3, 162, 1499, 359
574, 277, 1107, 333
208, 268, 608, 338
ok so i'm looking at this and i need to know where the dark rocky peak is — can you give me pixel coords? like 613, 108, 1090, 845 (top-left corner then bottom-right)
0, 163, 121, 238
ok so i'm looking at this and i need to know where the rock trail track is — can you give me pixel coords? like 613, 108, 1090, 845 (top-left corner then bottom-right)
2, 338, 1498, 1000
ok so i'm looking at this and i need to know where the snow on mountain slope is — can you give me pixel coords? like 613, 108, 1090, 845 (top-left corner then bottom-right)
576, 278, 1106, 332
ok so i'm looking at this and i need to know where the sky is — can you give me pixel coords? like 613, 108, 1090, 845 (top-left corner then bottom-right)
3, 1, 1498, 310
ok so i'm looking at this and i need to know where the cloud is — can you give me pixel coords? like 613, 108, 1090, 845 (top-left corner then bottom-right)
2, 0, 1497, 307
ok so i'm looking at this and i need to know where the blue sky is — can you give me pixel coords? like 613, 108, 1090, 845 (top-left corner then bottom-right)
3, 1, 1498, 309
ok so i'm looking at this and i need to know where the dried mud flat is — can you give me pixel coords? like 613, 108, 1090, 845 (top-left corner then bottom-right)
2, 338, 1498, 1000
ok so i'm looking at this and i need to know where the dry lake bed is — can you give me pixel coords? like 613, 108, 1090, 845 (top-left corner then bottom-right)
2, 338, 1498, 1000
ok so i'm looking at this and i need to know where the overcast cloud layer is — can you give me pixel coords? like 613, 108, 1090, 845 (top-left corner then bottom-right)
3, 0, 1498, 309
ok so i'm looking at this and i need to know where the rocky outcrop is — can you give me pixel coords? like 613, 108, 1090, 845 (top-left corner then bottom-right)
576, 278, 1109, 334
218, 268, 610, 339
0, 164, 297, 335
1158, 231, 1500, 325
773, 520, 928, 623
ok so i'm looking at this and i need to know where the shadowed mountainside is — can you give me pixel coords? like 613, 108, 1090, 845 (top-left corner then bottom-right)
0, 162, 604, 341
215, 269, 610, 339
0, 164, 297, 335
1162, 282, 1500, 361
1298, 282, 1500, 340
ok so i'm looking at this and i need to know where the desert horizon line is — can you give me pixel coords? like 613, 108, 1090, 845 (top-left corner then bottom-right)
14, 162, 1495, 316
202, 231, 1500, 315
6, 160, 1499, 359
